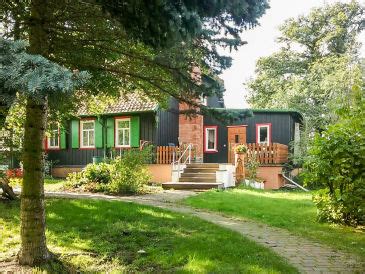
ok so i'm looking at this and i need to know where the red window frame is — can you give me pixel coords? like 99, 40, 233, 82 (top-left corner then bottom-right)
204, 125, 218, 153
79, 117, 96, 150
45, 125, 60, 151
256, 123, 272, 144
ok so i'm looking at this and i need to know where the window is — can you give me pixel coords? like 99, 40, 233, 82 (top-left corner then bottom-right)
204, 126, 217, 152
47, 125, 60, 149
115, 118, 130, 147
256, 124, 271, 144
80, 120, 95, 148
200, 95, 207, 106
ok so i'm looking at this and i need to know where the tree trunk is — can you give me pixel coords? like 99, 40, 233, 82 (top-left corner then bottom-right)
18, 0, 51, 265
18, 99, 50, 265
0, 177, 17, 200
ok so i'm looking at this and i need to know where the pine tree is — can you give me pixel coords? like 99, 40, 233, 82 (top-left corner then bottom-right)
0, 0, 269, 265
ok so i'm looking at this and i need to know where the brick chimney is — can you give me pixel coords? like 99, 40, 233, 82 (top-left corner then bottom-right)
178, 66, 204, 162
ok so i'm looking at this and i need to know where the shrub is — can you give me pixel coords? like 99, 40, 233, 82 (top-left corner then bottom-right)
65, 147, 152, 195
6, 168, 23, 178
83, 162, 112, 184
245, 155, 260, 183
302, 87, 365, 226
109, 148, 152, 194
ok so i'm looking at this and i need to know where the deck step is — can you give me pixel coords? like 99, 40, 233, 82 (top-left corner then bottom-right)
183, 168, 217, 173
186, 163, 219, 168
162, 182, 223, 190
180, 173, 216, 179
179, 177, 216, 183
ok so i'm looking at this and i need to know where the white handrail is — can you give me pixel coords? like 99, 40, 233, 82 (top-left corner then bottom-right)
172, 144, 193, 178
282, 173, 309, 192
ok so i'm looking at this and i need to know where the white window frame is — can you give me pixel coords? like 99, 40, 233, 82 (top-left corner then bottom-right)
80, 120, 95, 148
204, 126, 217, 152
256, 124, 271, 145
115, 118, 131, 148
47, 126, 60, 149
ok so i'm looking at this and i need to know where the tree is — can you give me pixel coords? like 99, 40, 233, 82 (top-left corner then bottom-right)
0, 0, 269, 266
302, 85, 365, 226
246, 1, 364, 132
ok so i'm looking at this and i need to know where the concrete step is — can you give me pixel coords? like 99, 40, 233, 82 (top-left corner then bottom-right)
179, 177, 217, 183
180, 173, 216, 179
183, 168, 217, 173
162, 182, 223, 190
186, 163, 219, 168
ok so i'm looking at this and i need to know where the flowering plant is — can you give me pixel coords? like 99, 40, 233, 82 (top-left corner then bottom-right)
234, 144, 247, 154
6, 168, 23, 178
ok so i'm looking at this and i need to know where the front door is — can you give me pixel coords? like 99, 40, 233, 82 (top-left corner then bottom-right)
227, 126, 247, 163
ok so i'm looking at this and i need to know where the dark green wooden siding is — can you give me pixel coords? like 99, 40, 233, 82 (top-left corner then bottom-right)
203, 112, 302, 163
47, 112, 158, 166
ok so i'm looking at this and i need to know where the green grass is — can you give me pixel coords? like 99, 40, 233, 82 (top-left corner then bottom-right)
9, 178, 66, 192
0, 198, 297, 273
184, 188, 365, 259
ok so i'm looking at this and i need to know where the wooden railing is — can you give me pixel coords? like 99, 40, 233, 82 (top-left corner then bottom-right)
156, 144, 195, 164
246, 143, 288, 164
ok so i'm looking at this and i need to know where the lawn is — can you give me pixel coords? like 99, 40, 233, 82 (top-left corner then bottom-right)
184, 188, 365, 259
0, 198, 297, 273
9, 178, 66, 192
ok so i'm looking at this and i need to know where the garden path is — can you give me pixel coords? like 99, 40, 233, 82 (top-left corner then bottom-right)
15, 189, 365, 274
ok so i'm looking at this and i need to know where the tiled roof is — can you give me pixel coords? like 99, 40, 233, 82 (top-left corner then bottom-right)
78, 94, 158, 116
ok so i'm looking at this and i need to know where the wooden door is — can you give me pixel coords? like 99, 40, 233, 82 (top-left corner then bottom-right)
227, 126, 247, 163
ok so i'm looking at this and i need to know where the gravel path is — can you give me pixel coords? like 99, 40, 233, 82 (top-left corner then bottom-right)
13, 189, 365, 273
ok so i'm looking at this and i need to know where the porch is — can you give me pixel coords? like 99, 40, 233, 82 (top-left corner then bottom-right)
156, 142, 289, 165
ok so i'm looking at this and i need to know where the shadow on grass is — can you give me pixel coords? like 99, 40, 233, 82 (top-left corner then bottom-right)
1, 198, 298, 273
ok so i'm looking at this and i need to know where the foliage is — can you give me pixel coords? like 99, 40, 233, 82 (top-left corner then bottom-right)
184, 189, 365, 259
0, 0, 270, 265
234, 144, 248, 153
302, 86, 365, 226
247, 1, 364, 132
245, 156, 260, 183
83, 163, 112, 185
0, 39, 90, 105
108, 148, 152, 194
66, 147, 153, 195
1, 0, 270, 121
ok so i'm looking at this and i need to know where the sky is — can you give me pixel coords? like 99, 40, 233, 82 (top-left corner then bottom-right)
221, 0, 365, 108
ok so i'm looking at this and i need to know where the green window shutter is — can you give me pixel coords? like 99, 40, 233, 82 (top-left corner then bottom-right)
95, 119, 103, 148
71, 119, 79, 149
60, 128, 67, 149
131, 116, 140, 147
106, 117, 115, 148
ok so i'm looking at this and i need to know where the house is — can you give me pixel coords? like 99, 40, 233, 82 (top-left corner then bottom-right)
46, 93, 303, 189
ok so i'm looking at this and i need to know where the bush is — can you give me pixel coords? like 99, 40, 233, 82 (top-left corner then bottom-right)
65, 147, 152, 195
83, 162, 112, 184
109, 148, 151, 194
6, 168, 23, 178
302, 87, 365, 226
245, 155, 260, 183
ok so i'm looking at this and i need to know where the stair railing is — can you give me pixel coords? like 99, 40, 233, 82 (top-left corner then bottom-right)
172, 143, 193, 178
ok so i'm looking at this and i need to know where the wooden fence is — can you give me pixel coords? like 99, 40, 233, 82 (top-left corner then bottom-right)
246, 143, 288, 164
155, 144, 195, 164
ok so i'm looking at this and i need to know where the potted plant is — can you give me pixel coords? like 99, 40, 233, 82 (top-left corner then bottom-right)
234, 144, 247, 154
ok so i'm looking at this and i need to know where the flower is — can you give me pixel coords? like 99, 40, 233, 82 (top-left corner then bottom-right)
234, 144, 247, 154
